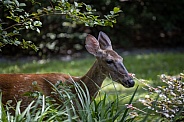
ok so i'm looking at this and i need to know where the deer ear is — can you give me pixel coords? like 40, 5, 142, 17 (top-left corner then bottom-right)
85, 34, 100, 56
98, 31, 112, 50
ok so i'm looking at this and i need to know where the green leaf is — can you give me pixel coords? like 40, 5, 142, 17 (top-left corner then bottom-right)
2, 31, 7, 35
2, 39, 8, 43
3, 0, 14, 4
15, 17, 20, 22
25, 26, 29, 29
74, 2, 78, 7
36, 28, 40, 33
113, 7, 121, 14
6, 16, 12, 20
0, 42, 3, 46
14, 0, 19, 7
37, 9, 43, 14
120, 86, 139, 121
110, 11, 114, 15
86, 5, 92, 11
14, 40, 21, 46
19, 3, 26, 7
33, 21, 42, 27
15, 8, 24, 12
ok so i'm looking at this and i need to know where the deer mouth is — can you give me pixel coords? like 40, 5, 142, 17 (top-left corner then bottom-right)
121, 79, 135, 88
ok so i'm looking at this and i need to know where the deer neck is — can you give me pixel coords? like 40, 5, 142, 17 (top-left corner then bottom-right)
80, 60, 106, 98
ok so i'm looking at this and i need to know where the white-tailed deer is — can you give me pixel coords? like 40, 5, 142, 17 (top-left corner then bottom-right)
0, 31, 134, 108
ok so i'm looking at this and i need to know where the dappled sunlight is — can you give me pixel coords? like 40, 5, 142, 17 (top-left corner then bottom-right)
0, 58, 93, 76
123, 53, 184, 81
0, 65, 21, 73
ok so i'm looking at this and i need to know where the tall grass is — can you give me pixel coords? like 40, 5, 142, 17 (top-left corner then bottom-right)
0, 79, 147, 122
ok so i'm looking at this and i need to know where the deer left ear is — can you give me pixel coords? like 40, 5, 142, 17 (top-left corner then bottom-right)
98, 31, 112, 50
85, 34, 100, 56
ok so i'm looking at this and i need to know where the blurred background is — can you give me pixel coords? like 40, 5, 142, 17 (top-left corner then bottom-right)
1, 0, 184, 58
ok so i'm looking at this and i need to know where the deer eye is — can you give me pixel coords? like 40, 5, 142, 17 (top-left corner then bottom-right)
106, 59, 113, 64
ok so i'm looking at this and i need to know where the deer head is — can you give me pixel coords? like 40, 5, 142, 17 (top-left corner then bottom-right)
85, 31, 134, 88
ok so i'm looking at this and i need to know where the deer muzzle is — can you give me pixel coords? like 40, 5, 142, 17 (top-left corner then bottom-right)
126, 78, 135, 87
118, 63, 135, 88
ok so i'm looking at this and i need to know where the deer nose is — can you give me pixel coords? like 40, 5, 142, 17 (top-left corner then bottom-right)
127, 79, 135, 87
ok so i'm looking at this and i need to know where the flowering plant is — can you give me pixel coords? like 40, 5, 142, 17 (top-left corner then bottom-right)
138, 73, 184, 121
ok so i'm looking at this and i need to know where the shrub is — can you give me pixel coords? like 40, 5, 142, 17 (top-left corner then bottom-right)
138, 73, 184, 121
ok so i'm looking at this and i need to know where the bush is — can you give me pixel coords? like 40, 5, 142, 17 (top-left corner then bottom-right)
138, 73, 184, 121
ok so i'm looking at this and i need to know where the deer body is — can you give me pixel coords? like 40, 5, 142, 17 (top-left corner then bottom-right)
0, 31, 134, 108
0, 73, 78, 106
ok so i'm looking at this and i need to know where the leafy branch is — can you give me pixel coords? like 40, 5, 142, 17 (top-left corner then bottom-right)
0, 0, 121, 51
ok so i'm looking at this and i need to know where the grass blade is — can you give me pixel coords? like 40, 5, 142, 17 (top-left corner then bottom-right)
0, 92, 8, 122
120, 85, 139, 122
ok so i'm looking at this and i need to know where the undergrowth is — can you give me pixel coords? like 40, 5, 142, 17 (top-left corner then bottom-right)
0, 73, 183, 121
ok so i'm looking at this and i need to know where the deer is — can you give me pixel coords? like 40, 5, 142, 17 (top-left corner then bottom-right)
0, 31, 134, 110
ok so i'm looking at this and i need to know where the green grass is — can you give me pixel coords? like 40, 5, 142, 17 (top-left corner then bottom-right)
1, 53, 183, 77
126, 53, 184, 80
0, 59, 92, 75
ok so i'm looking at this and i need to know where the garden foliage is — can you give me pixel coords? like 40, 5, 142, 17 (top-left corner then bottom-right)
138, 73, 184, 121
0, 73, 183, 121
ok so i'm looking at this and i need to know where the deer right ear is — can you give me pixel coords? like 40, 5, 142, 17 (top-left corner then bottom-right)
98, 31, 112, 50
85, 34, 100, 56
